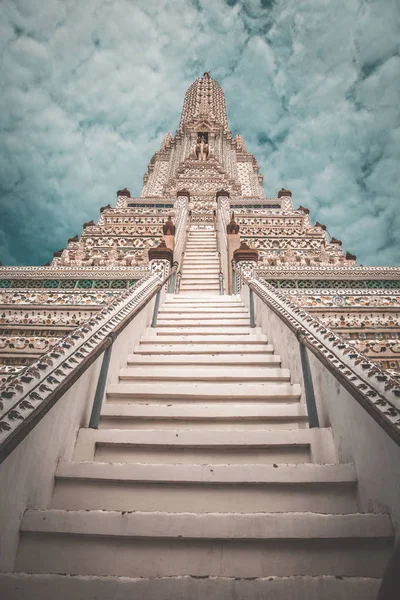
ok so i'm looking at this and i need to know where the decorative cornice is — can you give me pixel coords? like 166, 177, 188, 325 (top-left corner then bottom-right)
255, 266, 400, 278
0, 267, 150, 279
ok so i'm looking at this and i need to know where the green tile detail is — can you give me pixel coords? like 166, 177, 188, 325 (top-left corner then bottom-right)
76, 280, 94, 289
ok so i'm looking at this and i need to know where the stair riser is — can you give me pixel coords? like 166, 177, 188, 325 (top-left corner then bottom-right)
179, 288, 221, 291
181, 272, 220, 276
132, 345, 274, 354
153, 329, 252, 335
156, 314, 249, 320
180, 286, 221, 290
156, 319, 250, 326
179, 286, 221, 290
127, 355, 280, 365
93, 445, 311, 464
0, 574, 382, 600
98, 417, 304, 430
16, 535, 391, 578
106, 395, 300, 404
118, 370, 290, 382
159, 307, 246, 311
164, 299, 243, 303
52, 480, 358, 514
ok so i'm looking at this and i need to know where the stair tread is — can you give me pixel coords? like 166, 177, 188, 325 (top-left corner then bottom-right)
107, 381, 301, 400
127, 353, 280, 364
20, 509, 393, 539
101, 402, 306, 418
119, 366, 290, 381
56, 461, 357, 484
75, 427, 326, 446
140, 335, 268, 343
133, 344, 274, 353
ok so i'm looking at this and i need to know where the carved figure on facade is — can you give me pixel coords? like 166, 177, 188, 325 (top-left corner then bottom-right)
162, 216, 175, 236
194, 135, 210, 161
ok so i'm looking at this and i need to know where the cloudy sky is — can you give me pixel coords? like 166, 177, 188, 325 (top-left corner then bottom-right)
0, 0, 399, 266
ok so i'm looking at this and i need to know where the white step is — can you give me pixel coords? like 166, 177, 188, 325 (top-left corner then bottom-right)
133, 343, 274, 354
152, 327, 252, 335
180, 283, 220, 288
139, 334, 268, 343
0, 573, 382, 600
73, 428, 334, 463
140, 328, 267, 345
180, 274, 220, 279
119, 366, 291, 382
165, 296, 242, 303
106, 381, 301, 402
158, 309, 248, 316
127, 353, 280, 365
156, 318, 250, 326
106, 382, 300, 403
180, 285, 220, 289
183, 258, 218, 262
182, 270, 220, 275
99, 402, 306, 429
180, 285, 221, 290
16, 510, 392, 578
184, 255, 218, 258
159, 309, 248, 316
52, 462, 358, 513
182, 256, 220, 264
179, 292, 222, 297
182, 264, 220, 269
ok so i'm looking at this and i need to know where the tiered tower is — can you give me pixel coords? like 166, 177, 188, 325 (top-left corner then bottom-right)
0, 73, 400, 600
1, 72, 398, 381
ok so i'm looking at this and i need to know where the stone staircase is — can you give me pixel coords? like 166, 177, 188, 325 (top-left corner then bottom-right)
3, 226, 393, 599
180, 224, 220, 295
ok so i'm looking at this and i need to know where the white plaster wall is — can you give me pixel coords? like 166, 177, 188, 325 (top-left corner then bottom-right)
0, 294, 157, 572
242, 284, 400, 538
308, 350, 400, 537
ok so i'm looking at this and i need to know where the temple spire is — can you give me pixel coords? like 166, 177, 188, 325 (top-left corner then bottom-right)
178, 72, 229, 132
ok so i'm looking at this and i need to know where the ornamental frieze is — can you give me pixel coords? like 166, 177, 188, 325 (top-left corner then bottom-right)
311, 312, 399, 329
255, 265, 400, 278
261, 279, 400, 290
244, 237, 324, 250
238, 227, 324, 237
286, 293, 400, 308
0, 279, 139, 290
0, 336, 60, 354
0, 266, 149, 281
77, 237, 160, 249
236, 217, 305, 226
0, 309, 99, 327
82, 226, 165, 236
0, 290, 118, 306
346, 339, 400, 357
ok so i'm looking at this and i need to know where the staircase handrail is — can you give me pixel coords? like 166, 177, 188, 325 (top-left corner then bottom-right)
240, 272, 400, 446
0, 266, 177, 464
174, 212, 191, 294
173, 196, 189, 268
217, 196, 230, 293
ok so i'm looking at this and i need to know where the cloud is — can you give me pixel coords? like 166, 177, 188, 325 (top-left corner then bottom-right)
0, 0, 399, 266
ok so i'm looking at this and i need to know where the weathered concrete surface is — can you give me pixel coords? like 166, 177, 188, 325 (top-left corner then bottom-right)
0, 573, 382, 600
